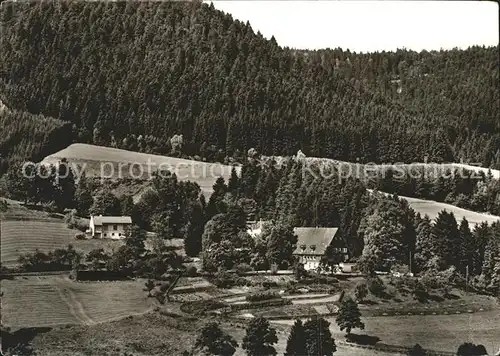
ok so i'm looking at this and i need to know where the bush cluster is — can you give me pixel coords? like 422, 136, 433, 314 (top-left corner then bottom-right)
245, 291, 280, 302
211, 270, 250, 289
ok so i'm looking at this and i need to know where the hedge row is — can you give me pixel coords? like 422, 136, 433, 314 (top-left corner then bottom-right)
246, 291, 280, 302
229, 298, 292, 312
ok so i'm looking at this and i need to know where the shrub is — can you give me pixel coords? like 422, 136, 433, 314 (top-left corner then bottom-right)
74, 233, 86, 240
181, 299, 227, 315
354, 282, 368, 302
0, 199, 8, 212
230, 298, 291, 311
235, 263, 253, 275
159, 282, 171, 293
65, 211, 88, 232
262, 281, 278, 289
211, 270, 249, 289
367, 276, 385, 297
246, 291, 280, 302
185, 266, 198, 277
299, 276, 339, 285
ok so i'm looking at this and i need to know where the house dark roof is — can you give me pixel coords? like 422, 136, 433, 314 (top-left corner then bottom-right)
92, 216, 132, 225
293, 227, 339, 256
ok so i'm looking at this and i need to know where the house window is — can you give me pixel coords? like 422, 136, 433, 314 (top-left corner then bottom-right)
103, 225, 108, 231
104, 233, 107, 237
113, 224, 118, 231
112, 233, 115, 236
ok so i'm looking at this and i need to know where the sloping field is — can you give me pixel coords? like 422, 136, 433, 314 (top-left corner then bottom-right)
400, 195, 500, 227
1, 276, 152, 329
0, 219, 123, 266
42, 143, 239, 195
1, 220, 77, 265
1, 277, 79, 328
369, 190, 500, 228
282, 155, 500, 180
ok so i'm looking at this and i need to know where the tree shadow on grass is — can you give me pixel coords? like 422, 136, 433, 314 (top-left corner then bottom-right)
444, 292, 460, 300
346, 333, 381, 346
1, 326, 52, 353
427, 293, 445, 302
360, 299, 378, 305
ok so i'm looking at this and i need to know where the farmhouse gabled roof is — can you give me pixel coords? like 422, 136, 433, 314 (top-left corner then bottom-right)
293, 227, 339, 256
92, 216, 132, 225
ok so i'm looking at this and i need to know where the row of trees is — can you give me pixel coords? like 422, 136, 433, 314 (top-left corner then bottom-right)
1, 1, 498, 179
4, 159, 76, 210
195, 313, 340, 356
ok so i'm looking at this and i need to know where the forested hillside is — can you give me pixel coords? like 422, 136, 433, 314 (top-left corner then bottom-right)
1, 1, 499, 174
0, 104, 72, 173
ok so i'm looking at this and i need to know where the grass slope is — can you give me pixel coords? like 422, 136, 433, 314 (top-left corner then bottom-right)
1, 276, 152, 330
42, 144, 239, 196
0, 201, 123, 266
398, 195, 500, 227
369, 190, 500, 227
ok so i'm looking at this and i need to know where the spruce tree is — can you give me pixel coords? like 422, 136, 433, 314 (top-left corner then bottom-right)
335, 297, 365, 335
303, 317, 337, 355
284, 319, 307, 356
242, 317, 278, 356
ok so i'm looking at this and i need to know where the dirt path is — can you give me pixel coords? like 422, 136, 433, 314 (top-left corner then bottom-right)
291, 294, 341, 305
55, 279, 94, 326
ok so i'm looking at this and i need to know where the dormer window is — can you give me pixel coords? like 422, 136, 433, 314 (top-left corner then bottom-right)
310, 245, 316, 252
300, 244, 306, 251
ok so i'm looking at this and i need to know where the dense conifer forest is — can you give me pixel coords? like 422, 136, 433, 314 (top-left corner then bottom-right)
1, 1, 499, 174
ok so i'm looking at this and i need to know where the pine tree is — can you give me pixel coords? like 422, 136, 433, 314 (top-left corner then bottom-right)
194, 322, 238, 356
432, 210, 460, 269
303, 317, 337, 355
415, 216, 437, 271
242, 317, 278, 356
335, 297, 365, 335
227, 166, 240, 195
284, 319, 307, 356
458, 217, 473, 275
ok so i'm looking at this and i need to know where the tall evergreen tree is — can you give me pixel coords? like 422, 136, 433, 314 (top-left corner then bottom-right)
284, 319, 307, 356
303, 317, 337, 356
242, 317, 278, 356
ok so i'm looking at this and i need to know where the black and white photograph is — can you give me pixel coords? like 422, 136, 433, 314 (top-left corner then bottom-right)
0, 0, 499, 355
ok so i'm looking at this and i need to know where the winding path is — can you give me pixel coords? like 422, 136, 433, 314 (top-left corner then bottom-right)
55, 279, 94, 326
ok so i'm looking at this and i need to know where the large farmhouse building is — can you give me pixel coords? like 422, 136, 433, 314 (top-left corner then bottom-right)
88, 215, 132, 239
292, 227, 348, 271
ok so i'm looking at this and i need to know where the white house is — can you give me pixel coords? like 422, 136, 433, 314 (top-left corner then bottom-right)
293, 227, 348, 271
88, 215, 132, 239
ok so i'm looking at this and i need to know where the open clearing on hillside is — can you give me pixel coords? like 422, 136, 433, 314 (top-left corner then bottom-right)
370, 190, 500, 227
278, 155, 500, 180
43, 143, 239, 195
1, 276, 152, 329
0, 218, 123, 266
399, 195, 500, 227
